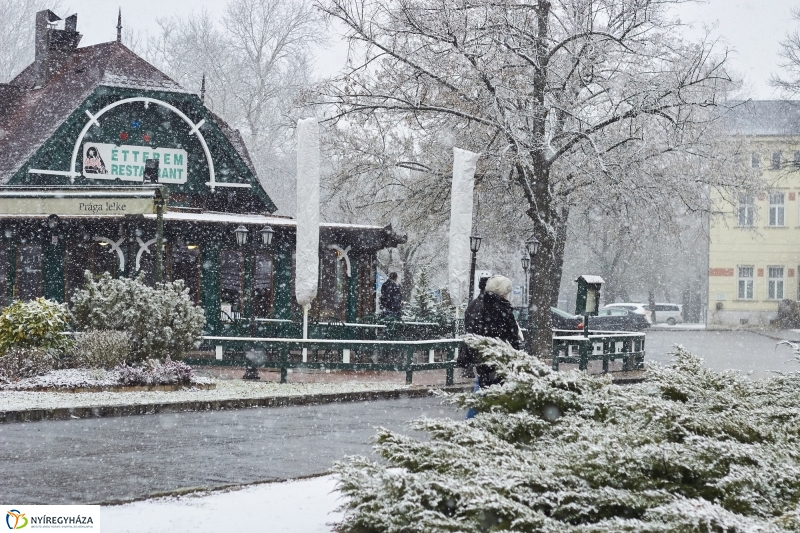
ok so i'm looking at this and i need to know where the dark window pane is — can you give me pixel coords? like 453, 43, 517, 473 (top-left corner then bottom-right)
16, 245, 42, 301
65, 242, 92, 303
0, 246, 8, 307
92, 242, 117, 277
252, 252, 273, 318
317, 249, 346, 321
220, 250, 243, 320
171, 244, 200, 303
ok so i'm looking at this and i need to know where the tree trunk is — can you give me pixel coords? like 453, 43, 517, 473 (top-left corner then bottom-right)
549, 207, 569, 307
525, 0, 555, 359
529, 216, 558, 358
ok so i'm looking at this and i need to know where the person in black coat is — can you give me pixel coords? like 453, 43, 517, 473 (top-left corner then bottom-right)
472, 275, 521, 388
379, 272, 403, 317
458, 276, 490, 377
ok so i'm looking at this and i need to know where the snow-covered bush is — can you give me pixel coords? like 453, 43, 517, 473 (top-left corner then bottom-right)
334, 336, 800, 532
0, 346, 58, 382
70, 272, 205, 362
67, 330, 131, 369
0, 297, 71, 354
115, 357, 194, 386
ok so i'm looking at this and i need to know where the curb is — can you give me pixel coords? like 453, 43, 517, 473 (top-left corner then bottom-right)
0, 384, 472, 425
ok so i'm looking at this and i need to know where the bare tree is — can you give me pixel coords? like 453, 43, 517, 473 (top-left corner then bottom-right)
317, 0, 757, 355
772, 7, 800, 96
0, 0, 64, 82
146, 0, 325, 213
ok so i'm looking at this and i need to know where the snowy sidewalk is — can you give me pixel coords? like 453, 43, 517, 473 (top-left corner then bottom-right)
103, 475, 343, 533
0, 377, 470, 423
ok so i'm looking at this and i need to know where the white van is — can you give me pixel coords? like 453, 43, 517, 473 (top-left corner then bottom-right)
651, 303, 683, 325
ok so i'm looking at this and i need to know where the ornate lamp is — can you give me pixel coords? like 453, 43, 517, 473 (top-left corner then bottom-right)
468, 231, 482, 301
234, 225, 249, 246
260, 225, 274, 246
469, 232, 482, 253
526, 235, 540, 257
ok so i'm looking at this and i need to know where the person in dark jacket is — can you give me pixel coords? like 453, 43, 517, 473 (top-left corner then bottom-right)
474, 275, 521, 386
458, 276, 490, 377
466, 275, 522, 419
379, 272, 403, 317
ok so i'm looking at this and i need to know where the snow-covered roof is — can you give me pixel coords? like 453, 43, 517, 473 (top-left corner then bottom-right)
142, 211, 391, 231
144, 211, 296, 226
0, 41, 187, 184
139, 210, 408, 249
576, 275, 605, 284
722, 100, 800, 136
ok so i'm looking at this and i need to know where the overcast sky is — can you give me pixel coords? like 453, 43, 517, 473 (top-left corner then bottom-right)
63, 0, 796, 99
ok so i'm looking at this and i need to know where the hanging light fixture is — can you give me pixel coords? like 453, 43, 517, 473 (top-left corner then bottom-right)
526, 235, 540, 257
260, 225, 274, 246
521, 254, 530, 271
234, 225, 249, 246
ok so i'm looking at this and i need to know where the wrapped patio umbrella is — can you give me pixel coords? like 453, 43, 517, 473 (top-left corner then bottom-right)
447, 147, 480, 311
295, 118, 320, 360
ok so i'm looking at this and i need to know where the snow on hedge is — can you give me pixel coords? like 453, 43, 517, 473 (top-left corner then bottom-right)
0, 379, 409, 412
333, 335, 800, 532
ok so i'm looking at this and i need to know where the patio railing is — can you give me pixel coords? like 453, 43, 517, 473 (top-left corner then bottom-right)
551, 330, 645, 372
187, 337, 461, 385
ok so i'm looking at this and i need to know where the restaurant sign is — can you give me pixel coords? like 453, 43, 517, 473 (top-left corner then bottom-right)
82, 143, 188, 184
0, 190, 157, 216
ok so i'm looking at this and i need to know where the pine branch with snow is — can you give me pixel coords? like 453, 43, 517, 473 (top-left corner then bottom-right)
334, 336, 800, 532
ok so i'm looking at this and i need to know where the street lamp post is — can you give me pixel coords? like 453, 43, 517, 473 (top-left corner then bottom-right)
521, 254, 530, 306
525, 235, 540, 305
468, 232, 482, 301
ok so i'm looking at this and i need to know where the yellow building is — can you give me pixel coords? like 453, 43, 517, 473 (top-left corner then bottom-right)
708, 101, 800, 326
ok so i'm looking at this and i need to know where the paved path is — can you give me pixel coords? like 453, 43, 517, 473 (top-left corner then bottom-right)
644, 329, 798, 379
0, 396, 461, 505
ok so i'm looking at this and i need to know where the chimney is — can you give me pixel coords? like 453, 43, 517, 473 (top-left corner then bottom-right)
34, 10, 82, 88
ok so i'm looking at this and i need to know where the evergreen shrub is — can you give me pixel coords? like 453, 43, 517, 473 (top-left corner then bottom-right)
334, 336, 800, 532
0, 297, 71, 354
71, 272, 205, 362
67, 330, 131, 369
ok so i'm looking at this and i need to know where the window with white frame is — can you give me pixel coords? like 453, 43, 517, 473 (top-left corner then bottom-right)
738, 193, 754, 226
738, 266, 754, 300
769, 193, 785, 226
751, 153, 761, 169
772, 152, 782, 169
768, 266, 784, 300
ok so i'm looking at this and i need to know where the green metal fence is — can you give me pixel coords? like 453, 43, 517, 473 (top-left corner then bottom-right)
551, 330, 645, 372
213, 317, 449, 342
187, 336, 461, 385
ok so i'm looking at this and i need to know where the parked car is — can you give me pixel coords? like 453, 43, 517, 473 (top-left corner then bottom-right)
589, 308, 650, 331
591, 308, 650, 331
600, 303, 653, 324
650, 303, 684, 325
513, 307, 584, 331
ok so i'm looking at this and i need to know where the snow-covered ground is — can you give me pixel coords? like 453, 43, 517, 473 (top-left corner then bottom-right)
0, 379, 406, 412
103, 475, 343, 533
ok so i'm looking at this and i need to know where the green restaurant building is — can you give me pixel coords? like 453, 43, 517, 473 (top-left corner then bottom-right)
0, 10, 404, 336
